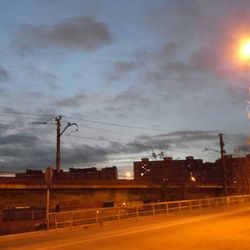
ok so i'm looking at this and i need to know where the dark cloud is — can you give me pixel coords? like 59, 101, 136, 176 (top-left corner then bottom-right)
62, 144, 108, 164
113, 89, 150, 106
0, 133, 38, 147
156, 131, 218, 142
55, 93, 87, 107
0, 127, 49, 170
106, 130, 218, 156
0, 66, 10, 82
102, 40, 218, 96
3, 107, 21, 114
0, 123, 109, 171
0, 146, 55, 170
104, 61, 144, 83
55, 88, 150, 111
138, 130, 218, 149
0, 125, 248, 171
14, 16, 113, 53
103, 43, 177, 84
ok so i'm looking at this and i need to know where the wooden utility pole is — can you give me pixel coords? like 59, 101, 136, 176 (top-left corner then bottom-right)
219, 133, 227, 196
55, 116, 78, 172
55, 116, 62, 173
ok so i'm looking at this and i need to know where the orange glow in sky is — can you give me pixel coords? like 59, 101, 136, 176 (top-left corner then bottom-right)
239, 38, 250, 61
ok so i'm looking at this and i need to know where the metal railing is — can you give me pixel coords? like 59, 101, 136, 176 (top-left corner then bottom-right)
48, 194, 250, 229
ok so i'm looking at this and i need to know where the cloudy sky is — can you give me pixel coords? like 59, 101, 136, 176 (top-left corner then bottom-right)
1, 0, 250, 175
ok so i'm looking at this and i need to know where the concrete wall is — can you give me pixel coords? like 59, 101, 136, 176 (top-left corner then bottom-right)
0, 188, 163, 211
0, 186, 224, 214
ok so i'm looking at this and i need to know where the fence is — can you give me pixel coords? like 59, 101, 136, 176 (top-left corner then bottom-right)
48, 194, 250, 229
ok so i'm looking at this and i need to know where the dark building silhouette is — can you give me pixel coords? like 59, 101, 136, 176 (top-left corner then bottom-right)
134, 155, 250, 191
68, 166, 118, 180
15, 166, 118, 180
4, 155, 250, 194
16, 169, 44, 177
216, 154, 250, 193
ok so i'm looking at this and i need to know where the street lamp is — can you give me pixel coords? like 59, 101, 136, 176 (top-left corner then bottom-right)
236, 37, 250, 195
239, 39, 250, 61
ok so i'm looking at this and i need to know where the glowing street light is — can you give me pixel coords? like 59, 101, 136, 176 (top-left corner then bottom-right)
239, 39, 250, 61
191, 176, 196, 182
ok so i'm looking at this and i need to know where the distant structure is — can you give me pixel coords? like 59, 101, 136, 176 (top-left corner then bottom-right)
134, 155, 250, 193
68, 166, 118, 180
16, 166, 118, 181
3, 155, 250, 194
1, 155, 250, 213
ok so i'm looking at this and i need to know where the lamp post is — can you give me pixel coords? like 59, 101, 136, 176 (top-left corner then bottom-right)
238, 39, 250, 194
45, 166, 53, 230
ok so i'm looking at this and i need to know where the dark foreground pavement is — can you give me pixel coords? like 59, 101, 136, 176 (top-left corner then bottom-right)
0, 205, 250, 250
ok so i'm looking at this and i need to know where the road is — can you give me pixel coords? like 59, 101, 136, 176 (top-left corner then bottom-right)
1, 206, 250, 250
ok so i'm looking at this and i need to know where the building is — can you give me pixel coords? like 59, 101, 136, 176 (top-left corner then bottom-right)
134, 155, 250, 189
15, 166, 118, 181
216, 154, 250, 193
68, 166, 118, 180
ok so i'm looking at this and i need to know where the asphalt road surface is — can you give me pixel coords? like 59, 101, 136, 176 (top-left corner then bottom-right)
1, 206, 250, 250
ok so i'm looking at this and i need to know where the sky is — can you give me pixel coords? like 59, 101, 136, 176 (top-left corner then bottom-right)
1, 0, 250, 176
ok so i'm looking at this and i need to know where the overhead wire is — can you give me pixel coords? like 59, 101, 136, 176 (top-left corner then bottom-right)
66, 134, 120, 144
72, 123, 132, 137
66, 135, 88, 163
1, 110, 241, 163
0, 111, 164, 143
0, 111, 56, 118
0, 111, 168, 133
64, 115, 167, 132
65, 133, 152, 164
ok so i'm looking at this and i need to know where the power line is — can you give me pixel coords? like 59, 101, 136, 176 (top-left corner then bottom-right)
0, 111, 56, 118
0, 111, 167, 132
66, 134, 119, 144
74, 123, 132, 137
0, 113, 55, 124
0, 119, 21, 123
66, 135, 150, 164
66, 136, 87, 163
64, 115, 167, 132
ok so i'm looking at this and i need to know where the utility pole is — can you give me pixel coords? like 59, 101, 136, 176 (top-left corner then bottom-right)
55, 116, 62, 173
55, 116, 78, 172
219, 133, 227, 196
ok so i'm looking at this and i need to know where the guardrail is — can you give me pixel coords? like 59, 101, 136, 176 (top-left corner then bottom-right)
48, 194, 250, 229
